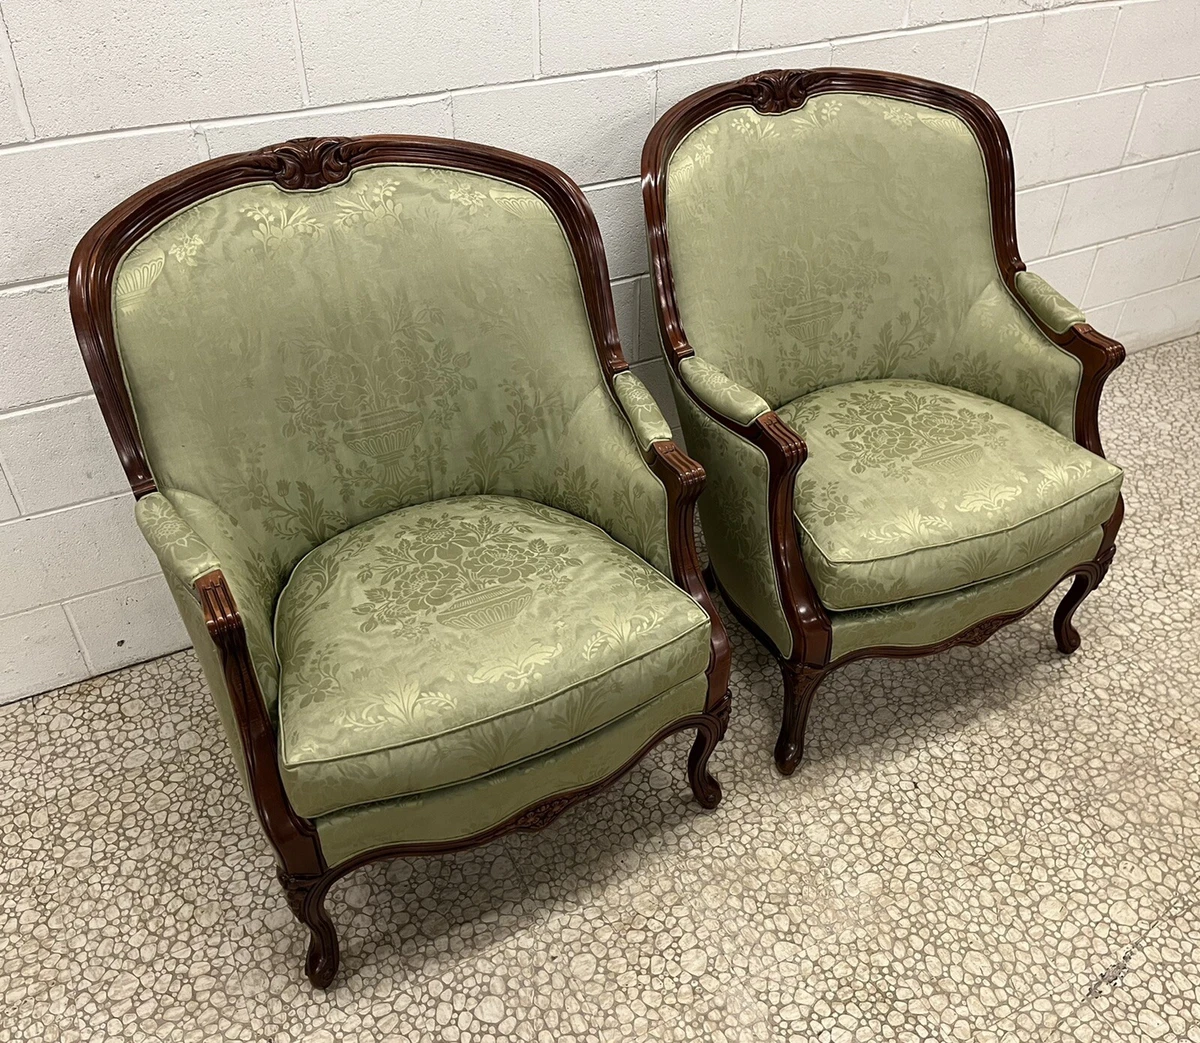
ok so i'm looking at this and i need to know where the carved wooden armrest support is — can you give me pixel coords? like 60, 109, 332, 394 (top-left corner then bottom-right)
195, 571, 324, 873
646, 439, 731, 704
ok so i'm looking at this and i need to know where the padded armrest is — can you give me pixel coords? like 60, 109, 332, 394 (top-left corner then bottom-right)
136, 490, 281, 711
135, 492, 222, 593
613, 371, 673, 450
679, 355, 771, 425
1015, 271, 1086, 334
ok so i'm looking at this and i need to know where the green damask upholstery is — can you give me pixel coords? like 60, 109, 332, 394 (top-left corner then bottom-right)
81, 140, 729, 988
829, 527, 1103, 660
113, 164, 682, 719
613, 371, 673, 449
666, 94, 1083, 439
274, 495, 710, 817
669, 366, 793, 657
314, 672, 708, 862
1016, 271, 1087, 334
777, 380, 1122, 611
679, 355, 771, 425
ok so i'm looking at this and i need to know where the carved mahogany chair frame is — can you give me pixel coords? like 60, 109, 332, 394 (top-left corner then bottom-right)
70, 136, 732, 987
642, 69, 1124, 775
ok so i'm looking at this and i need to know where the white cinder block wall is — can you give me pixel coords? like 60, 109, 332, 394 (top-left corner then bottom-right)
1, 0, 1198, 702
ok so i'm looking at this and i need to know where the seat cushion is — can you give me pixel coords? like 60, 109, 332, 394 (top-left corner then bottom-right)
776, 380, 1122, 611
274, 495, 710, 817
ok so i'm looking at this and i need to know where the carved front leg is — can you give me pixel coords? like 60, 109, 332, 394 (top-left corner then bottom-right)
775, 664, 826, 776
277, 868, 340, 988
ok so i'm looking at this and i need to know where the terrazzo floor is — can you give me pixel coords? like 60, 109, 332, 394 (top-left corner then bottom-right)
2, 337, 1198, 1043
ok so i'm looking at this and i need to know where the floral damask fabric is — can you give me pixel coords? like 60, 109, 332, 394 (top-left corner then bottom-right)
612, 371, 672, 450
274, 496, 710, 818
829, 526, 1102, 660
679, 355, 771, 425
114, 163, 680, 739
1016, 270, 1087, 334
134, 493, 221, 587
778, 379, 1122, 611
669, 369, 794, 658
314, 674, 707, 861
665, 93, 1083, 439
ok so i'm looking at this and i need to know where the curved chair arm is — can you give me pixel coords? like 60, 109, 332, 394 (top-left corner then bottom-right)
135, 492, 279, 707
679, 355, 771, 425
1015, 271, 1086, 335
665, 355, 832, 670
1008, 272, 1126, 459
612, 370, 673, 450
548, 377, 730, 701
136, 492, 323, 872
135, 492, 223, 590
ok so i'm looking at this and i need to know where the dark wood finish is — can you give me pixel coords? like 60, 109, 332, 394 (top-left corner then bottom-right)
70, 135, 731, 987
643, 68, 1125, 774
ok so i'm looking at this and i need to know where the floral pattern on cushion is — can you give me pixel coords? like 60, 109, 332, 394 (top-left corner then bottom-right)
274, 495, 711, 817
779, 379, 1122, 611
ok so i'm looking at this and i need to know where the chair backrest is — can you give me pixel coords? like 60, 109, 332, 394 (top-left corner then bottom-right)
72, 137, 626, 581
645, 68, 1058, 415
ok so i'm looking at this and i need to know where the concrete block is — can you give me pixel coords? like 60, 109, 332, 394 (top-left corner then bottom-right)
0, 604, 87, 703
1015, 184, 1067, 260
454, 71, 654, 186
203, 97, 452, 156
1102, 0, 1200, 89
295, 0, 536, 105
975, 7, 1117, 110
0, 130, 200, 283
0, 397, 128, 514
1010, 89, 1141, 187
0, 282, 93, 411
831, 23, 986, 91
1115, 277, 1200, 351
741, 0, 907, 49
539, 0, 739, 76
0, 495, 159, 615
3, 0, 300, 136
1083, 221, 1200, 308
1053, 160, 1178, 252
1126, 78, 1200, 164
586, 181, 647, 280
65, 575, 191, 675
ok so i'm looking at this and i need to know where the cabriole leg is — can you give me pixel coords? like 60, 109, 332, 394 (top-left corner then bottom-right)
1054, 559, 1109, 655
687, 693, 731, 808
278, 868, 340, 988
774, 664, 826, 776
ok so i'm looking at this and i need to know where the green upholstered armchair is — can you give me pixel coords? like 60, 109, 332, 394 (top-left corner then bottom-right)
642, 69, 1124, 775
70, 137, 731, 987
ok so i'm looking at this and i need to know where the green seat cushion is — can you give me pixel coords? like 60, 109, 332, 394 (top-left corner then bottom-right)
274, 495, 710, 817
777, 380, 1122, 611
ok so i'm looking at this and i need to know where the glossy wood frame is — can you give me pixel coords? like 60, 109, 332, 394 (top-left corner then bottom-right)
70, 135, 732, 987
642, 68, 1124, 775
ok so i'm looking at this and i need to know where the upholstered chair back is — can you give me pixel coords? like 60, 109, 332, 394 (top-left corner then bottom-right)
110, 162, 617, 586
664, 91, 1080, 435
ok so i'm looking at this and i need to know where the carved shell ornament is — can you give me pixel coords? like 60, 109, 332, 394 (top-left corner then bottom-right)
743, 69, 814, 114
257, 137, 353, 191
